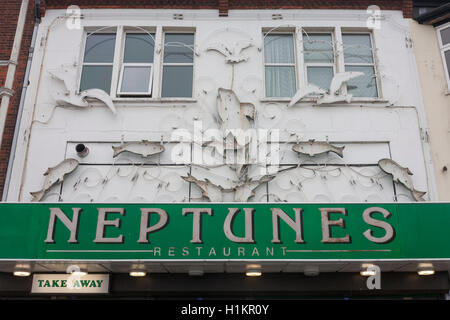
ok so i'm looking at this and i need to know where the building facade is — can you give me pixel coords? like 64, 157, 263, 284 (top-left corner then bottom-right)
410, 0, 450, 201
0, 0, 449, 299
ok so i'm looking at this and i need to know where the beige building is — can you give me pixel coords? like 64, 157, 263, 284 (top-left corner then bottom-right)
411, 2, 450, 200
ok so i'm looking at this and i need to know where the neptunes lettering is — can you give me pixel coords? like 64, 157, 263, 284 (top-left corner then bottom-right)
44, 206, 396, 248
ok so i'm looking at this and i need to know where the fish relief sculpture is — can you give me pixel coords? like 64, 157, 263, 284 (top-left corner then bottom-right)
378, 158, 427, 202
234, 175, 275, 202
292, 139, 345, 158
48, 67, 117, 115
206, 40, 253, 64
181, 173, 225, 202
217, 88, 255, 147
112, 140, 165, 158
30, 158, 79, 202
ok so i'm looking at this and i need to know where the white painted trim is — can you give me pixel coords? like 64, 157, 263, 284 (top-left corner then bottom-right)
436, 23, 450, 92
117, 64, 153, 96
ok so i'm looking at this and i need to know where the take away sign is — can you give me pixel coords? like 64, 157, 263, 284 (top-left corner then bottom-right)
31, 274, 109, 294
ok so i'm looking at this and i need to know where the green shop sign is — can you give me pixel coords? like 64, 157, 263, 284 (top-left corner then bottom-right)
0, 203, 449, 260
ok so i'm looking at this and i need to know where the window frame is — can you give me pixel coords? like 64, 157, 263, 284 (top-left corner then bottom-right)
262, 31, 298, 99
260, 27, 383, 102
78, 27, 197, 102
302, 31, 336, 91
341, 31, 379, 99
117, 31, 156, 97
78, 29, 117, 95
436, 22, 450, 92
160, 30, 196, 99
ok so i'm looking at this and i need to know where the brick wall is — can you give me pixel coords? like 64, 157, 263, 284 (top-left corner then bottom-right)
40, 0, 413, 17
0, 0, 35, 197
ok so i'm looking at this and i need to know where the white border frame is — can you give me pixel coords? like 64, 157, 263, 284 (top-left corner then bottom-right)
302, 30, 336, 92
117, 64, 154, 96
341, 31, 379, 98
436, 22, 450, 92
262, 31, 298, 99
160, 30, 195, 99
116, 31, 156, 96
79, 29, 117, 95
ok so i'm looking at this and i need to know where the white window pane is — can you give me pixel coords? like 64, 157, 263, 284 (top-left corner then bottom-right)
343, 34, 374, 64
440, 27, 450, 46
162, 66, 193, 97
264, 34, 295, 64
164, 34, 194, 63
120, 66, 152, 93
84, 34, 116, 63
265, 66, 296, 97
80, 65, 113, 93
303, 33, 334, 63
345, 66, 378, 97
124, 33, 155, 63
307, 66, 334, 90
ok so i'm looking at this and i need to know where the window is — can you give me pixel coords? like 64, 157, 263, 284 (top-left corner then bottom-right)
80, 33, 116, 93
161, 33, 194, 98
264, 33, 296, 98
79, 28, 195, 99
437, 24, 450, 91
118, 33, 155, 96
303, 32, 335, 91
342, 33, 378, 98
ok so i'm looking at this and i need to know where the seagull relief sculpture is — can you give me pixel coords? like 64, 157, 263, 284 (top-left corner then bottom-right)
288, 71, 364, 107
206, 40, 253, 64
48, 67, 116, 114
378, 159, 427, 202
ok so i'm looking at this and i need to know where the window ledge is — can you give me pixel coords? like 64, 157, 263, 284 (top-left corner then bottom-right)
260, 98, 293, 103
260, 97, 389, 104
111, 97, 197, 103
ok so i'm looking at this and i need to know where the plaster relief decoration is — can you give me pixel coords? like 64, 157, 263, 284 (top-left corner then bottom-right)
181, 173, 226, 202
112, 140, 165, 158
180, 86, 279, 202
216, 88, 255, 144
292, 140, 345, 158
30, 158, 79, 202
206, 40, 253, 64
377, 158, 426, 202
63, 165, 190, 203
48, 67, 117, 114
288, 72, 364, 107
234, 175, 275, 202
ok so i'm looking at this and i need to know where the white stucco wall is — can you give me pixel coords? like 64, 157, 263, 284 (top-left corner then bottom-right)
5, 9, 437, 203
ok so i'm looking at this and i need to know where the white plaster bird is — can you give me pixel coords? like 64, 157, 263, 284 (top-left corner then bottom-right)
48, 67, 117, 115
206, 40, 254, 64
316, 71, 364, 104
288, 84, 327, 107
